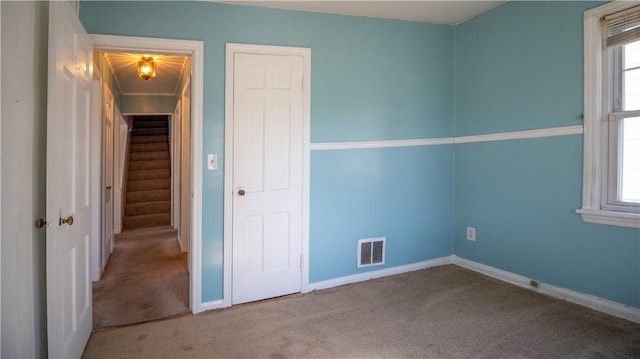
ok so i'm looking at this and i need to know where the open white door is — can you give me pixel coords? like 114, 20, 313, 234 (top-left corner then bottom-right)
46, 2, 93, 357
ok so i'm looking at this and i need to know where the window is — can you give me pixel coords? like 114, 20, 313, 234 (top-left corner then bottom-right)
578, 3, 640, 228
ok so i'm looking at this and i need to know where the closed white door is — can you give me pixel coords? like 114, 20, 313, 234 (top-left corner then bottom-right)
46, 1, 93, 357
232, 53, 304, 304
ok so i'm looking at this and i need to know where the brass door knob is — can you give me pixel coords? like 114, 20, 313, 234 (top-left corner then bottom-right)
35, 218, 46, 228
238, 189, 246, 196
59, 215, 74, 226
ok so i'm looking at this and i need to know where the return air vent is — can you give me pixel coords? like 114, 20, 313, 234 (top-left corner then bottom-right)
358, 237, 385, 268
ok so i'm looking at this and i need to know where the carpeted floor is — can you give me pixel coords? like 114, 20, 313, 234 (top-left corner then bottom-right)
92, 226, 190, 328
84, 265, 640, 358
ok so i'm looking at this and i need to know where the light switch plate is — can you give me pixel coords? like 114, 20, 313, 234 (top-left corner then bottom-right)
207, 154, 217, 170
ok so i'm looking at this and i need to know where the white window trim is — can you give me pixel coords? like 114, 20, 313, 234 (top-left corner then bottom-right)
578, 1, 640, 229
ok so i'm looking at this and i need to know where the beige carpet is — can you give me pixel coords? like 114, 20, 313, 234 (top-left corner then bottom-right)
84, 265, 640, 358
92, 226, 189, 329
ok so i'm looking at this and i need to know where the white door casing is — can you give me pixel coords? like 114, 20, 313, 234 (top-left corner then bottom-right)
180, 79, 191, 253
103, 84, 114, 262
90, 74, 103, 281
173, 101, 182, 234
226, 44, 311, 305
90, 34, 204, 313
46, 1, 93, 357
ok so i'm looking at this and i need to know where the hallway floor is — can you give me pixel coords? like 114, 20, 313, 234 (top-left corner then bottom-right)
93, 226, 189, 328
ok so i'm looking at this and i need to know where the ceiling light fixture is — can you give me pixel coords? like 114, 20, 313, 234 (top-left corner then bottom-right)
138, 55, 156, 80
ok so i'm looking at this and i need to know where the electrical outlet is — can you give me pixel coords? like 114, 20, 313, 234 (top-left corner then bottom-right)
466, 227, 476, 241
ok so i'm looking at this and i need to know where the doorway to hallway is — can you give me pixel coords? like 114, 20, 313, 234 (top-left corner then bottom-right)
93, 114, 189, 328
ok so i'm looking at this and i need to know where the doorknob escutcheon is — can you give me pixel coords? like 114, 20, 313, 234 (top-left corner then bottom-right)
59, 216, 74, 226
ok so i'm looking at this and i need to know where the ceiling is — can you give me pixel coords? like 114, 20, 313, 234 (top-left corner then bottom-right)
104, 1, 505, 96
102, 53, 188, 96
219, 0, 506, 25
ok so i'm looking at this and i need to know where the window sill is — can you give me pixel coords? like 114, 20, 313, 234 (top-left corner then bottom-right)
576, 209, 640, 229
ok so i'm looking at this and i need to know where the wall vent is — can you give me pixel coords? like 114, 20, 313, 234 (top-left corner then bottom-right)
358, 237, 385, 268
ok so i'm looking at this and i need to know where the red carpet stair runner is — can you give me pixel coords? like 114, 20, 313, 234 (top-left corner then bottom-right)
123, 116, 171, 229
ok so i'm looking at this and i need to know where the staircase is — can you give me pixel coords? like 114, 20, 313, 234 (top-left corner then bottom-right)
123, 116, 171, 230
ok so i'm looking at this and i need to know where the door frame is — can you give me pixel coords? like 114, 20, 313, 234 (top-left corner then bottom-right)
223, 43, 311, 307
103, 83, 115, 265
91, 34, 204, 313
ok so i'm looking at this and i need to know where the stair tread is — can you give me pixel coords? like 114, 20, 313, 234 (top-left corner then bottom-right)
131, 135, 168, 144
123, 212, 170, 230
125, 200, 170, 216
132, 128, 168, 136
133, 121, 168, 129
128, 160, 170, 171
127, 178, 170, 192
129, 151, 169, 160
127, 169, 170, 181
130, 143, 168, 152
126, 189, 171, 203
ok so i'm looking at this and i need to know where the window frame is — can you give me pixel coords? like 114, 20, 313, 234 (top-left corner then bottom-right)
577, 2, 640, 228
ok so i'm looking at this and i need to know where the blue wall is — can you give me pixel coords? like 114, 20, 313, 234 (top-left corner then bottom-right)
454, 1, 639, 308
81, 0, 640, 309
80, 1, 455, 302
311, 146, 453, 282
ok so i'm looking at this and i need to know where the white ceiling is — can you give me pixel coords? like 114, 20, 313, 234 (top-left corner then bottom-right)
219, 0, 506, 25
105, 1, 505, 96
103, 53, 188, 96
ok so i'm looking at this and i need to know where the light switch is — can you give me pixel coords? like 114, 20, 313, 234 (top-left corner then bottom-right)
207, 154, 218, 170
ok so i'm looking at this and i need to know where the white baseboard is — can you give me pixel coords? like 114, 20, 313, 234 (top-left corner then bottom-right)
452, 255, 640, 324
309, 256, 453, 291
200, 299, 225, 312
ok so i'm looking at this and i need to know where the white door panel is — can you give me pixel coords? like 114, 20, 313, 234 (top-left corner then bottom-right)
232, 53, 304, 304
46, 1, 93, 357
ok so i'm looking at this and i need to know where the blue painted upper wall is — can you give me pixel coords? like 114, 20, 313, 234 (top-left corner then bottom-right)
454, 1, 604, 136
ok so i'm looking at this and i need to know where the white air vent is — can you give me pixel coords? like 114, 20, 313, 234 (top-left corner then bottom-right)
358, 237, 385, 268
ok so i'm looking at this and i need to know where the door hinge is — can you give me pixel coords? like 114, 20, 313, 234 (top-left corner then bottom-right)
300, 254, 304, 269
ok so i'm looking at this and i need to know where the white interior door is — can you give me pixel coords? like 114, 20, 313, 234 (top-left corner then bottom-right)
46, 1, 93, 357
232, 52, 304, 305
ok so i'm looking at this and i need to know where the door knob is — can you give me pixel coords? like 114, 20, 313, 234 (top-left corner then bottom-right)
238, 189, 246, 196
59, 216, 74, 226
35, 218, 46, 228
